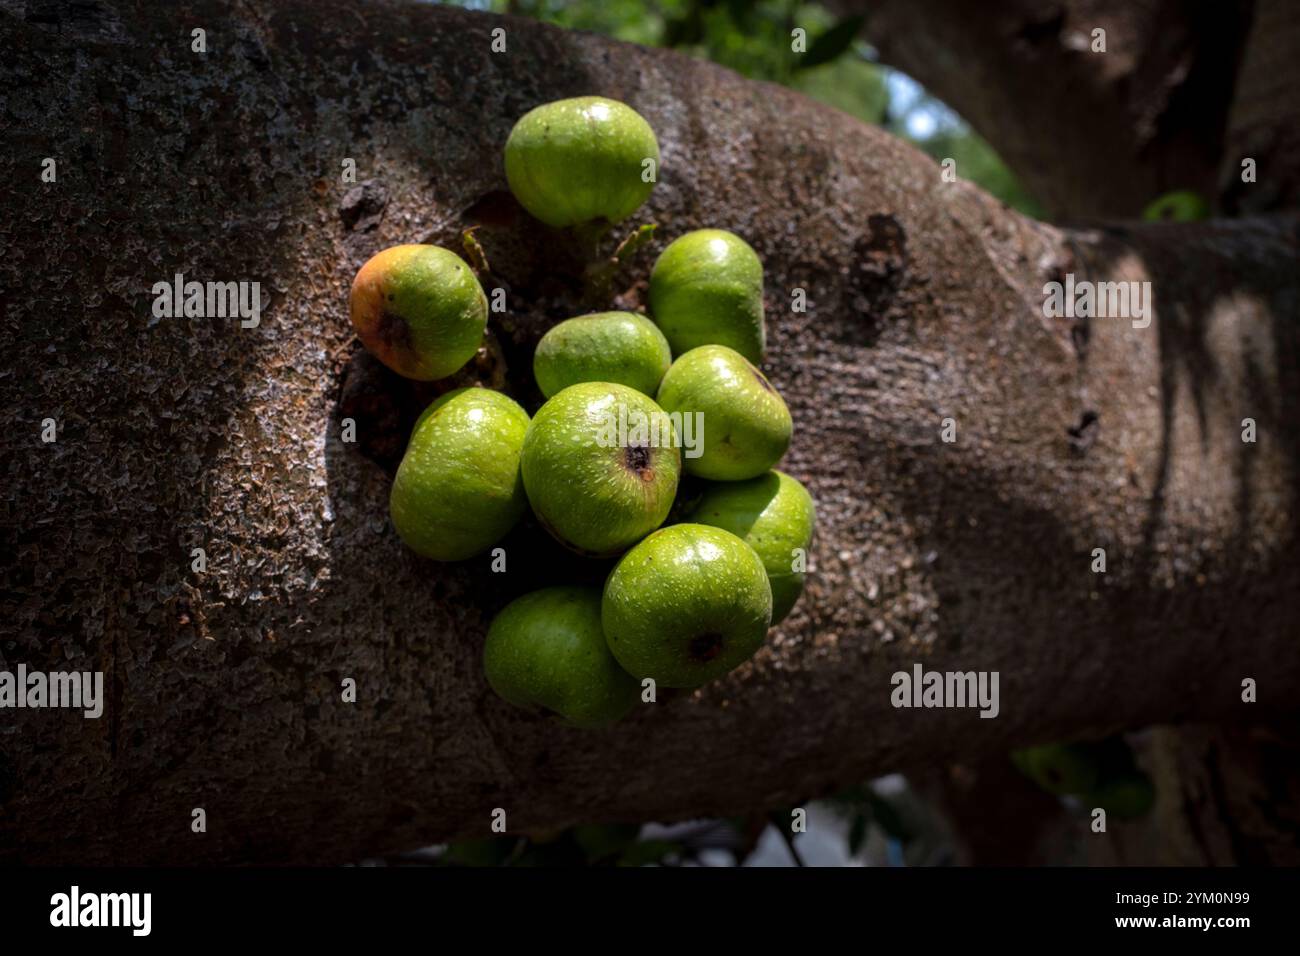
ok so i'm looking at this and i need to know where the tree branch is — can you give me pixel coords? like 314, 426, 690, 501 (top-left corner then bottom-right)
1, 0, 1296, 864
841, 0, 1255, 219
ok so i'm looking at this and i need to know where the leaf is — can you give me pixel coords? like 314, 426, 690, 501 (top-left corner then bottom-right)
617, 839, 683, 867
662, 12, 705, 48
866, 792, 908, 840
572, 823, 640, 862
798, 16, 864, 71
440, 836, 517, 867
612, 223, 657, 264
847, 813, 868, 856
461, 226, 490, 275
724, 0, 759, 29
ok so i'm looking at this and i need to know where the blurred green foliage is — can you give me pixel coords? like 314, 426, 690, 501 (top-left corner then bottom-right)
915, 128, 1046, 218
433, 823, 705, 867
1011, 735, 1156, 820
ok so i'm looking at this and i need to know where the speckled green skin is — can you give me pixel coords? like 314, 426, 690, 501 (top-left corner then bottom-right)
648, 229, 765, 363
389, 388, 530, 560
350, 244, 488, 381
533, 312, 672, 399
688, 470, 816, 623
483, 586, 638, 729
602, 523, 772, 688
504, 96, 660, 228
656, 345, 791, 481
521, 382, 680, 556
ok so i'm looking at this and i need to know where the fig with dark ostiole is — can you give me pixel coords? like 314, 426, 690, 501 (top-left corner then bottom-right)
602, 523, 772, 688
521, 382, 680, 557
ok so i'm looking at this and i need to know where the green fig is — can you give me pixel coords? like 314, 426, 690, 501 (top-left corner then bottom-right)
389, 388, 529, 560
1141, 190, 1211, 222
350, 244, 487, 380
1013, 742, 1102, 796
656, 345, 791, 481
483, 586, 638, 729
504, 96, 660, 228
533, 312, 672, 399
688, 470, 816, 623
521, 382, 681, 556
602, 523, 772, 688
1087, 772, 1155, 819
648, 229, 765, 363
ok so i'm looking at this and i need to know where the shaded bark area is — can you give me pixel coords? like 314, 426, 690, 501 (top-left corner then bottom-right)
916, 724, 1300, 866
1, 0, 1297, 864
844, 0, 1255, 219
1219, 0, 1300, 214
1135, 722, 1300, 864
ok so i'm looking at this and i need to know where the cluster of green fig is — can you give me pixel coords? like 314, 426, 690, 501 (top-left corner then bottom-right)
349, 97, 816, 728
1012, 738, 1155, 819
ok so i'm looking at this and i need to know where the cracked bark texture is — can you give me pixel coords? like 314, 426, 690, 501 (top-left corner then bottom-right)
1, 0, 1297, 864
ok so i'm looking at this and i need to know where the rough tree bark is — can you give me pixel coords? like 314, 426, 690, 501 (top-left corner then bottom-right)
1, 0, 1297, 864
843, 0, 1261, 220
841, 0, 1300, 864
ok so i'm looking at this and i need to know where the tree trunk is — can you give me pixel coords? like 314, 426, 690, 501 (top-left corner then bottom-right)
1, 0, 1297, 864
844, 0, 1257, 219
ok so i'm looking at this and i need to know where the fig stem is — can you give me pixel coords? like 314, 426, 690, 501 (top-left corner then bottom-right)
612, 223, 657, 264
571, 219, 614, 253
582, 222, 658, 305
461, 226, 491, 275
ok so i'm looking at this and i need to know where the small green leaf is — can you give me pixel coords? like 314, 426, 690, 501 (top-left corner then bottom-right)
617, 839, 683, 867
461, 226, 491, 274
798, 17, 865, 71
847, 813, 868, 856
866, 792, 908, 840
440, 836, 517, 867
573, 823, 640, 862
724, 0, 759, 29
612, 223, 657, 264
663, 13, 705, 48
